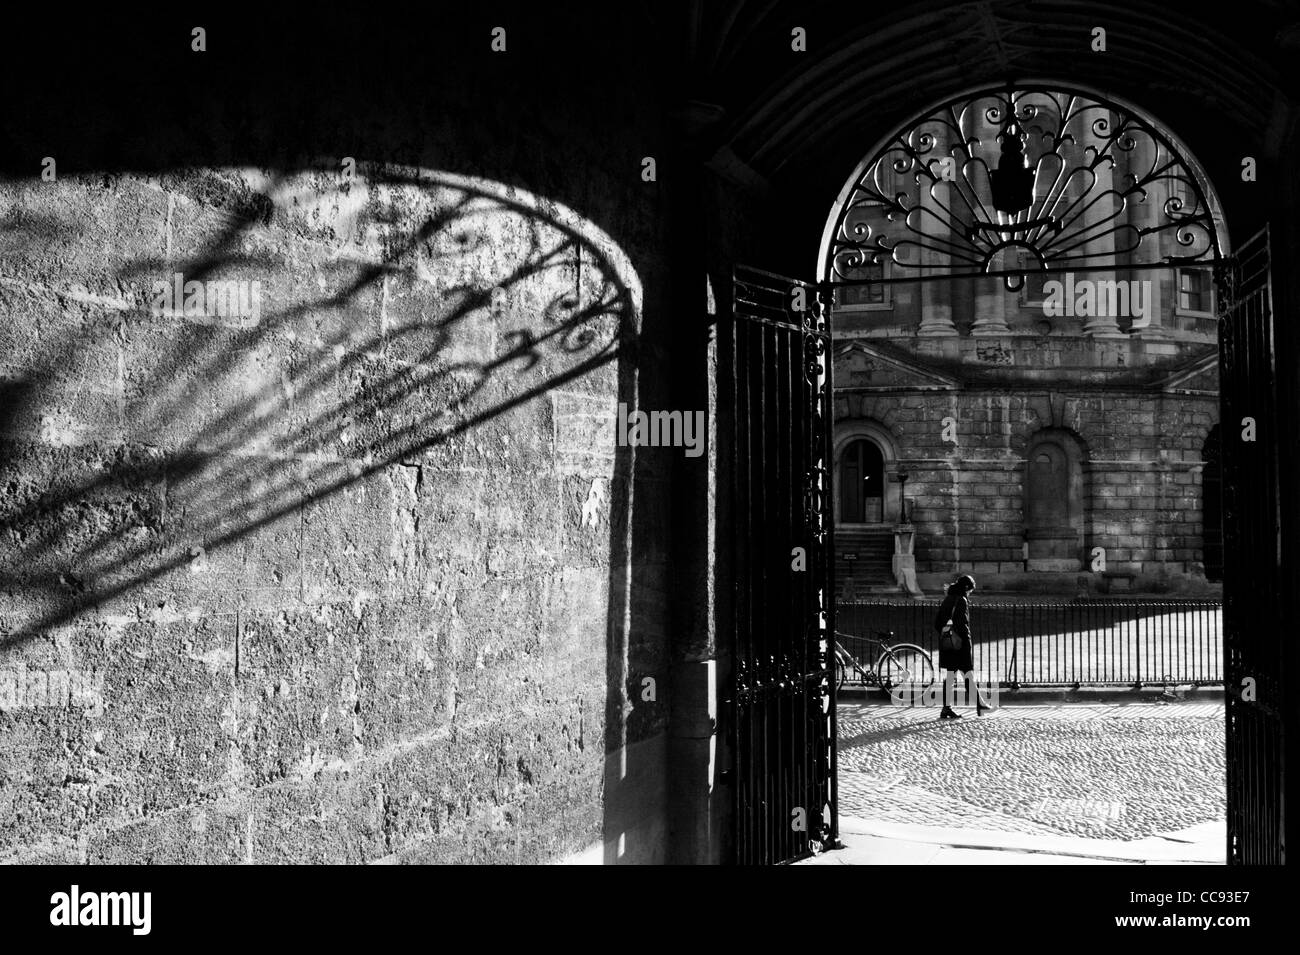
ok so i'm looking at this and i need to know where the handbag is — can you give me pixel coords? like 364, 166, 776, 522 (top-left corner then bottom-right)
935, 595, 962, 652
939, 622, 962, 652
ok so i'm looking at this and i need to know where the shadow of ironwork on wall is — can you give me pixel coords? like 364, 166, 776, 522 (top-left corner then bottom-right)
0, 161, 664, 862
0, 165, 640, 645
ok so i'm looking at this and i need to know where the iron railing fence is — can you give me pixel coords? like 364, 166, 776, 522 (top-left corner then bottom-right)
836, 598, 1223, 688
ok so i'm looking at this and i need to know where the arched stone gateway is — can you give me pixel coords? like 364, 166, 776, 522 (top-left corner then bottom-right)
817, 83, 1229, 597
722, 72, 1285, 866
6, 4, 1298, 875
818, 83, 1229, 287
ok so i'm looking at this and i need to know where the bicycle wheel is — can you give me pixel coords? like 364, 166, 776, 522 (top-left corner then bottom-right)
876, 644, 935, 693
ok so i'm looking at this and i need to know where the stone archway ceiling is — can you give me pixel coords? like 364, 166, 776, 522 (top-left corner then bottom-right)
691, 0, 1299, 180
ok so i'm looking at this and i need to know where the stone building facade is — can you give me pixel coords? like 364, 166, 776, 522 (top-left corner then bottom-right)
831, 272, 1222, 597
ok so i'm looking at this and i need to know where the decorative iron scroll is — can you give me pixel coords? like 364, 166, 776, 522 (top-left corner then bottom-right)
824, 85, 1226, 289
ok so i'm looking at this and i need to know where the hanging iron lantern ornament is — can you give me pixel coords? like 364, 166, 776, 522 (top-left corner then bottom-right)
990, 119, 1036, 215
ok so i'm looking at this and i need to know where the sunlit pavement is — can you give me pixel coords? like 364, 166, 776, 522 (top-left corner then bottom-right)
805, 700, 1225, 865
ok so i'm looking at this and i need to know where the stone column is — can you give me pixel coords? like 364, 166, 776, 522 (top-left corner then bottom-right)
971, 277, 1012, 334
665, 100, 723, 864
917, 127, 959, 337
1129, 133, 1168, 339
970, 131, 1011, 335
1081, 133, 1124, 338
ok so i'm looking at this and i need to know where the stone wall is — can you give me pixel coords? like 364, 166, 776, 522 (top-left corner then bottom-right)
834, 387, 1221, 594
0, 164, 665, 863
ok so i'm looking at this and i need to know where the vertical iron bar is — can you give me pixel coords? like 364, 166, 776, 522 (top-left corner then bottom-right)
819, 286, 839, 847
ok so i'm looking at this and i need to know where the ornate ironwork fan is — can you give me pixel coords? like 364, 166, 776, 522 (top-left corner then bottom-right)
823, 84, 1227, 291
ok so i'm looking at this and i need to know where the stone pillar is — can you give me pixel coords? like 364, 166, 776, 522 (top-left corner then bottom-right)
1129, 133, 1168, 340
917, 127, 959, 337
1081, 136, 1124, 338
971, 277, 1011, 334
970, 135, 1011, 335
665, 100, 722, 864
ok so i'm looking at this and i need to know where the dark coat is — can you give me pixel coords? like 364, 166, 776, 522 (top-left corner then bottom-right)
938, 592, 975, 672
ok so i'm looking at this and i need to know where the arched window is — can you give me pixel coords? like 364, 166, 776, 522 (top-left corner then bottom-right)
839, 438, 884, 524
1203, 425, 1223, 581
818, 84, 1228, 290
1024, 430, 1087, 569
1027, 445, 1069, 529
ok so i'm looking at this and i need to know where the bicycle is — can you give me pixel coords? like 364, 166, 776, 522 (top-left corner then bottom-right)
833, 629, 935, 694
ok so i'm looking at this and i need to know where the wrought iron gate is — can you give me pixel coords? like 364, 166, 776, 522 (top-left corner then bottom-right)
1219, 226, 1285, 864
723, 266, 838, 865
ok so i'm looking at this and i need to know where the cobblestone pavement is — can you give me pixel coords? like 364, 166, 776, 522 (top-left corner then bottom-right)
837, 701, 1225, 840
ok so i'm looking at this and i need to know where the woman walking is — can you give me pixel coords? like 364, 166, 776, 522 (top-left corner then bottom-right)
935, 574, 991, 720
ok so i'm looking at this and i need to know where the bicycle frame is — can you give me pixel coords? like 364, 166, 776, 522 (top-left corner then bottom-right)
833, 631, 892, 686
834, 630, 935, 691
